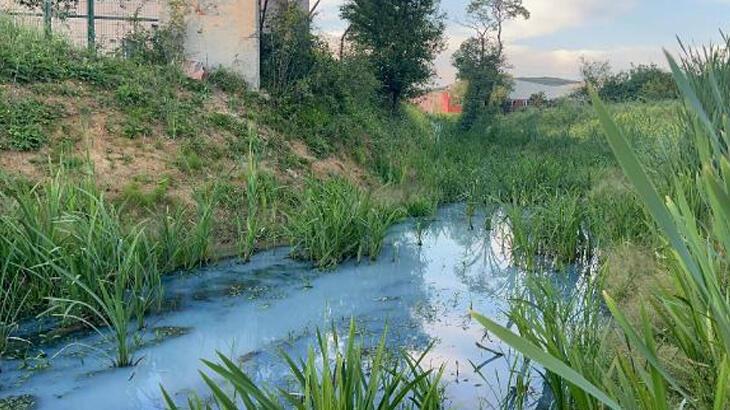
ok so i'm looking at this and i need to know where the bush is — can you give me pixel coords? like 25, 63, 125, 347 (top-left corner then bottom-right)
578, 60, 677, 102
286, 179, 403, 269
0, 95, 64, 151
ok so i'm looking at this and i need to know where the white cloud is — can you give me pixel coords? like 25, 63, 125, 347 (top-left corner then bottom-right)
502, 0, 637, 41
507, 45, 667, 77
431, 45, 668, 86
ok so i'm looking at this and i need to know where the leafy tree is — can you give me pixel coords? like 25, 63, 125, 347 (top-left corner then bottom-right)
579, 58, 613, 90
578, 59, 677, 102
341, 0, 446, 110
465, 0, 530, 58
453, 37, 503, 127
528, 91, 547, 108
261, 3, 319, 96
454, 0, 529, 128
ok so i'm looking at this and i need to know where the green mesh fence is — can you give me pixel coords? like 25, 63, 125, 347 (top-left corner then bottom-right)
0, 0, 161, 53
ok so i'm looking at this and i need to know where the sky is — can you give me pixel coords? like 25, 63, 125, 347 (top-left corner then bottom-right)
312, 0, 730, 85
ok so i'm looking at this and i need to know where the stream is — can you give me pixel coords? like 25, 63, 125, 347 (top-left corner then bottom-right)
0, 204, 548, 409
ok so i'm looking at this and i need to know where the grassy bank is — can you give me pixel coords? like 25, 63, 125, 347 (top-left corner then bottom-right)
0, 19, 437, 365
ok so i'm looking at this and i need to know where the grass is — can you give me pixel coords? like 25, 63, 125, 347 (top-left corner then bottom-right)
237, 136, 261, 262
0, 243, 29, 356
472, 40, 730, 409
162, 320, 444, 409
0, 166, 220, 366
287, 179, 404, 269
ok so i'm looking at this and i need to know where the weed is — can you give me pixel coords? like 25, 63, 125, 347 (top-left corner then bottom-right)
161, 320, 444, 409
121, 178, 170, 210
0, 95, 64, 151
287, 179, 403, 269
237, 137, 261, 262
472, 44, 730, 408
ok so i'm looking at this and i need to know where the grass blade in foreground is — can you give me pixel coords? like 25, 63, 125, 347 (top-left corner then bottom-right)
470, 311, 620, 410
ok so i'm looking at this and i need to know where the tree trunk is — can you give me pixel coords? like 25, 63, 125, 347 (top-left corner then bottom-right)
339, 26, 351, 60
260, 0, 270, 31
390, 91, 399, 113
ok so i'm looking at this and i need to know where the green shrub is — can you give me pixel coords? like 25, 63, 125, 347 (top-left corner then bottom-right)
0, 96, 64, 151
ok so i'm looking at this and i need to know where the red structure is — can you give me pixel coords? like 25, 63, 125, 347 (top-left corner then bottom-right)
414, 89, 462, 114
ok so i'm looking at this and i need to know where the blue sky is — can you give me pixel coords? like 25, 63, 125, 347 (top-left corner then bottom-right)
313, 0, 730, 85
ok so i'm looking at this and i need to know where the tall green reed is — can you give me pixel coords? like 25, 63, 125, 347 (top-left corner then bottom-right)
161, 320, 444, 409
0, 165, 213, 365
237, 139, 260, 262
472, 45, 730, 408
287, 179, 403, 269
0, 242, 29, 357
42, 229, 148, 367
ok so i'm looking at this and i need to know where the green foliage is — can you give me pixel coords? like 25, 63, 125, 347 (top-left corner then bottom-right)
207, 68, 250, 95
454, 0, 529, 127
0, 245, 29, 357
579, 59, 678, 102
0, 18, 208, 142
237, 139, 262, 262
0, 165, 219, 361
0, 18, 77, 83
472, 41, 730, 408
286, 179, 404, 269
162, 320, 444, 409
452, 38, 503, 128
528, 91, 547, 108
258, 5, 385, 154
501, 274, 612, 409
1, 169, 161, 365
120, 177, 170, 209
261, 3, 320, 97
341, 0, 446, 109
121, 19, 186, 65
0, 94, 63, 151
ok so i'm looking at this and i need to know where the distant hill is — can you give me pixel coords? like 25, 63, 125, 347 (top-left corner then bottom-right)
515, 77, 582, 87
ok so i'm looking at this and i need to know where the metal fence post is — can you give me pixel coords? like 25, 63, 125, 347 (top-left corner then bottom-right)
87, 0, 95, 51
43, 0, 52, 37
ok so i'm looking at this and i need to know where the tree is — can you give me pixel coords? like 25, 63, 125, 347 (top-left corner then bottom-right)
464, 0, 530, 58
578, 59, 677, 102
341, 0, 445, 110
528, 91, 547, 108
452, 37, 503, 127
454, 0, 529, 128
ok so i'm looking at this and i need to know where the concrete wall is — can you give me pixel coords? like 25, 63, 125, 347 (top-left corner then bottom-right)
178, 0, 260, 89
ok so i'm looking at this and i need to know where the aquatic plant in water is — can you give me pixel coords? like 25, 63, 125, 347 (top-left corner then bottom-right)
161, 320, 444, 409
43, 227, 152, 367
0, 243, 29, 357
287, 179, 404, 269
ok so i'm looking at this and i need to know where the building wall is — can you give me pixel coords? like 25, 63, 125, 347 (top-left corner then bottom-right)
176, 0, 260, 89
2, 0, 314, 90
414, 89, 462, 115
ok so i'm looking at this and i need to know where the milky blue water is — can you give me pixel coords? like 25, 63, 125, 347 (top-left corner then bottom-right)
0, 205, 545, 409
